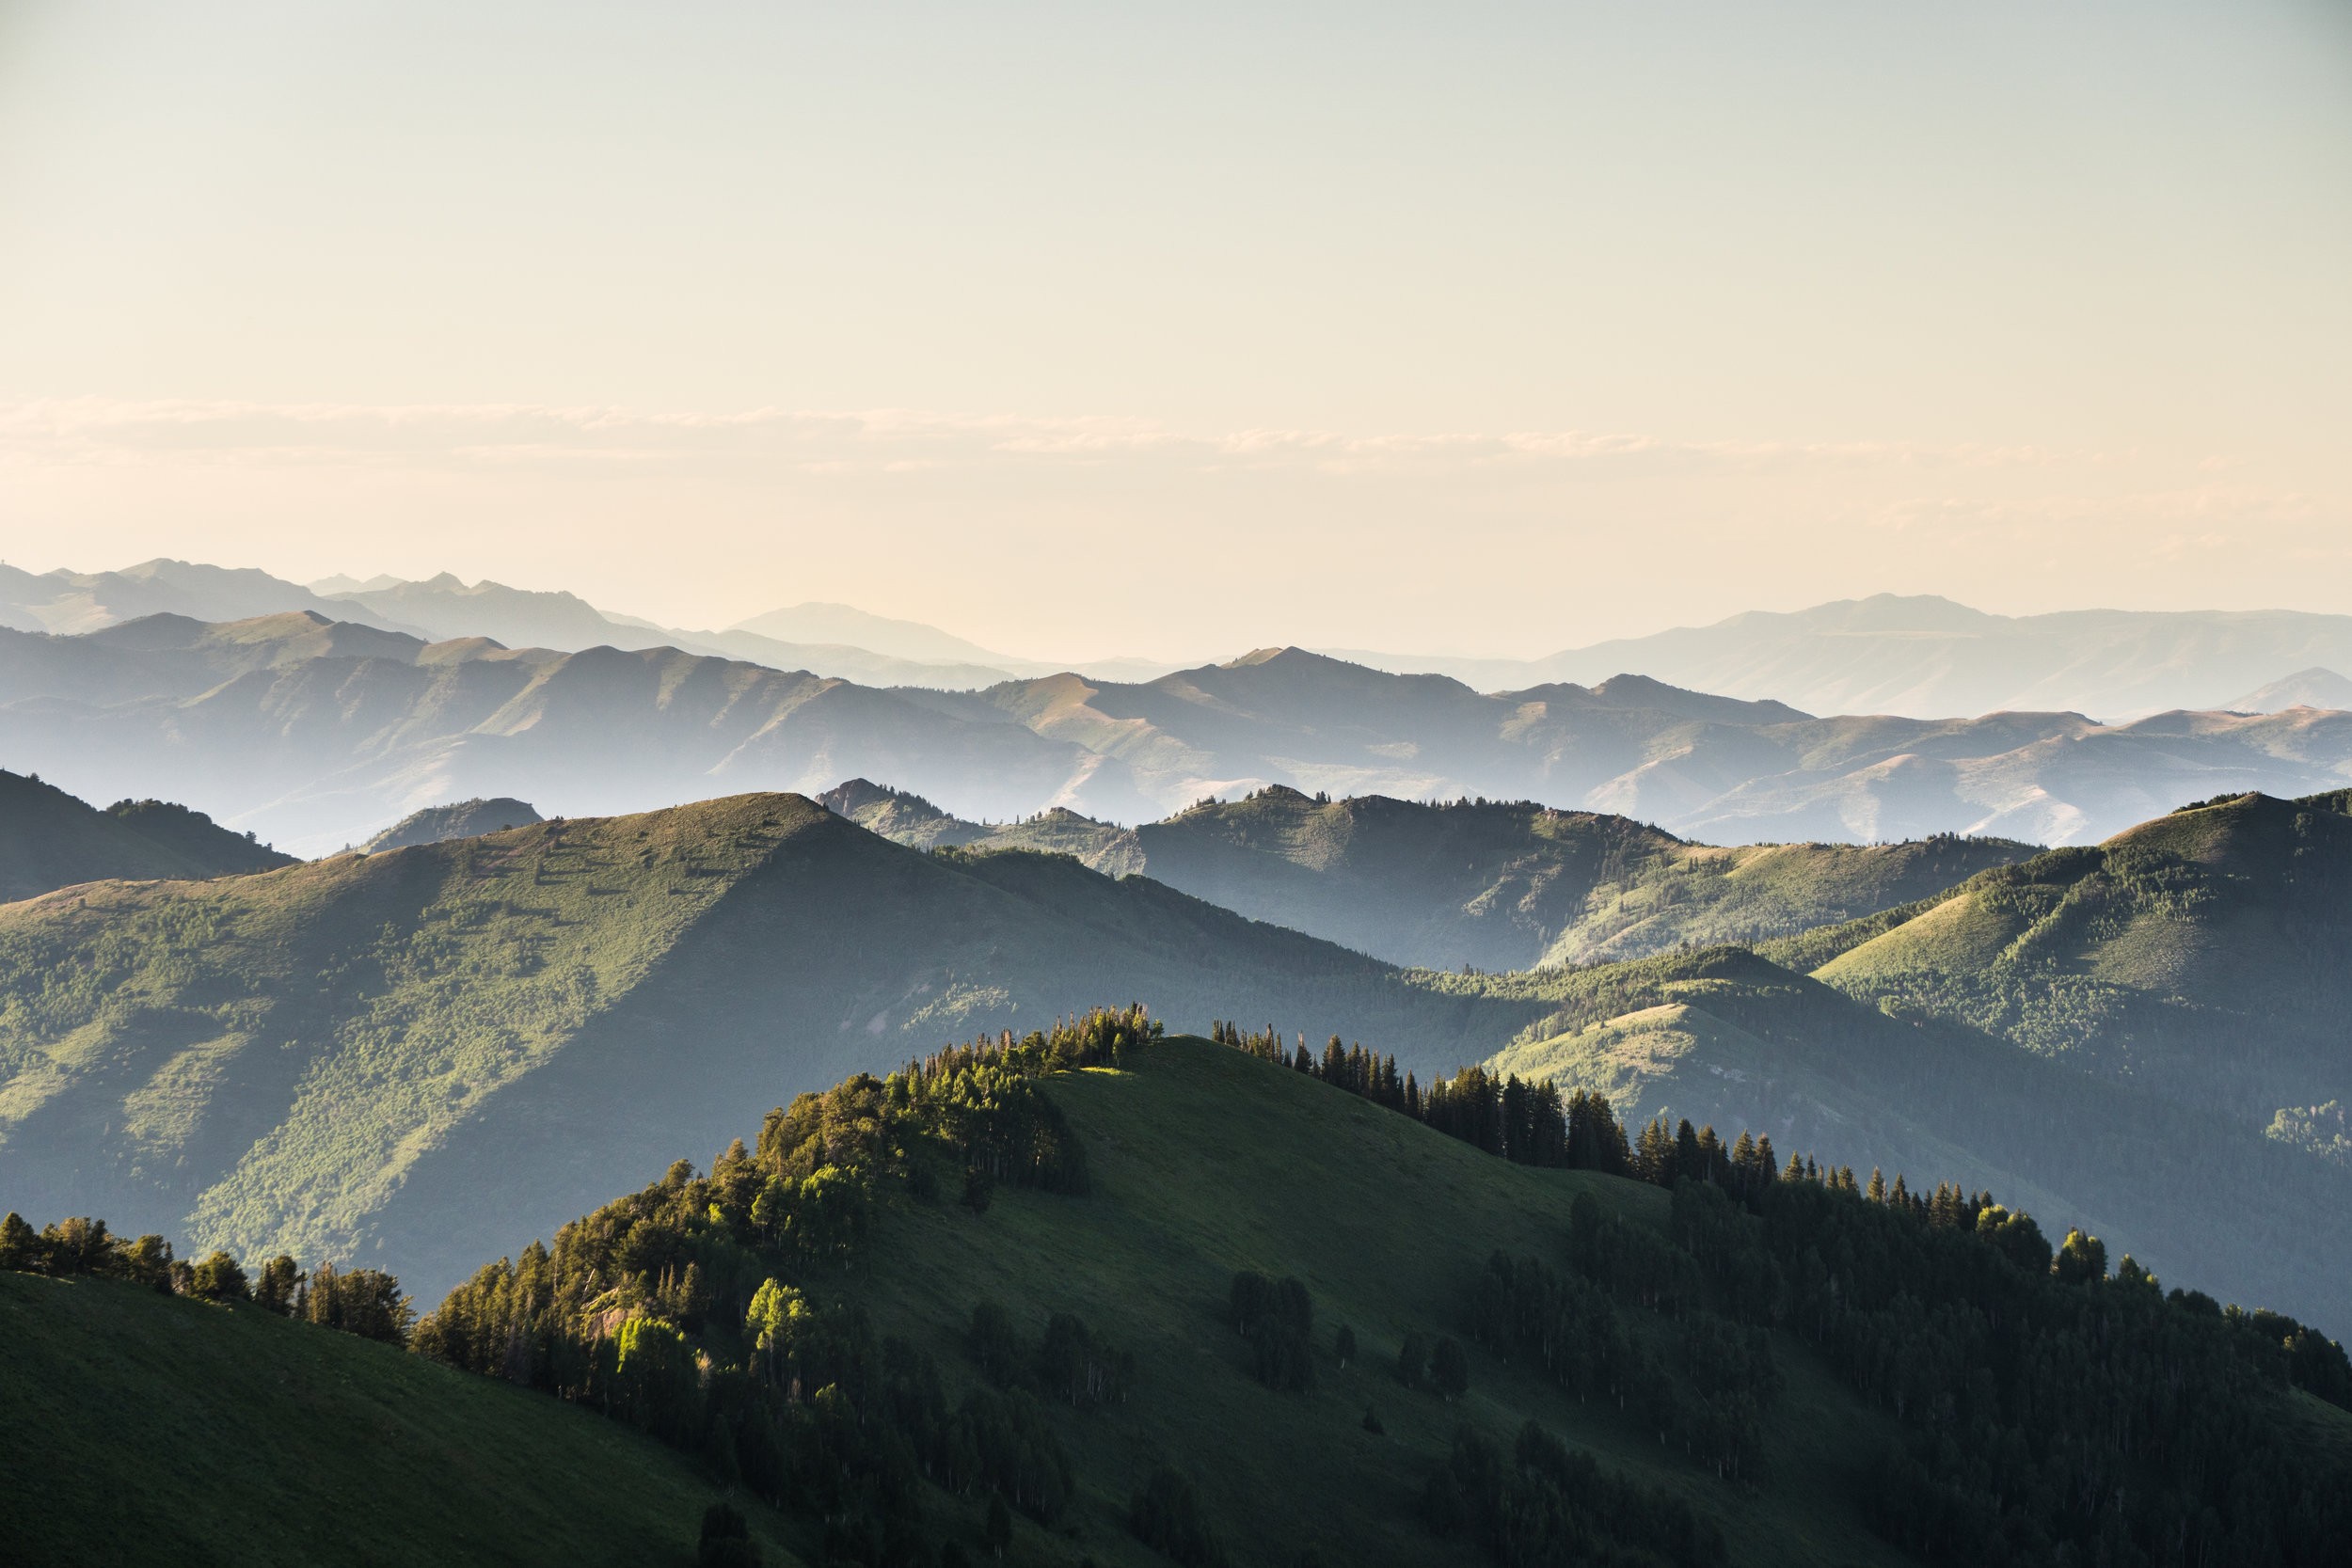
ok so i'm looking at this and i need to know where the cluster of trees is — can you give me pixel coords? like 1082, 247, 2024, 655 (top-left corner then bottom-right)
410, 1006, 1159, 1567
1735, 1176, 2352, 1565
1210, 1022, 1780, 1191
966, 1301, 1134, 1408
1128, 1466, 1227, 1568
1228, 1270, 1315, 1392
1470, 1246, 1776, 1482
1219, 1016, 2352, 1562
1394, 1331, 1470, 1401
1422, 1421, 1728, 1568
0, 1212, 411, 1344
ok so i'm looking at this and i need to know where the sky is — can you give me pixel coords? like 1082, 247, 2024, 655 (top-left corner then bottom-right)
2, 1, 2348, 661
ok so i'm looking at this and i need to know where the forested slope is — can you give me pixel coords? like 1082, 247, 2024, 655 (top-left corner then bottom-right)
1469, 944, 2352, 1325
397, 1023, 2352, 1567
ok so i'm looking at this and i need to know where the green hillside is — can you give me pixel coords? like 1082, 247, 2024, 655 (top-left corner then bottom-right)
383, 1024, 2352, 1566
1467, 942, 2352, 1325
825, 780, 2033, 970
1806, 789, 2352, 1125
0, 792, 1538, 1293
827, 1037, 1902, 1568
0, 1269, 795, 1567
0, 768, 294, 902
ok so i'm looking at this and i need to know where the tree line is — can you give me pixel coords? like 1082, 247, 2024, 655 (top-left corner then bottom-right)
0, 1212, 412, 1344
409, 1006, 1161, 1568
1217, 1015, 2352, 1566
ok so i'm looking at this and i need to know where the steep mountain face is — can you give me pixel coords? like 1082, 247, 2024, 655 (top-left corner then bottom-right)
827, 780, 2036, 971
360, 797, 543, 852
0, 769, 294, 902
1332, 594, 2352, 720
0, 793, 1537, 1291
9, 615, 2351, 854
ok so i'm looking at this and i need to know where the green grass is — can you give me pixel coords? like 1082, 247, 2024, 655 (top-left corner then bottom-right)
0, 1270, 798, 1568
832, 1037, 1907, 1568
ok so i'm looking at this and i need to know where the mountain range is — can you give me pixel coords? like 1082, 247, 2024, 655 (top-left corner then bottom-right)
1333, 594, 2352, 721
8, 768, 2352, 1327
7, 607, 2351, 855
0, 791, 1534, 1293
19, 560, 2352, 721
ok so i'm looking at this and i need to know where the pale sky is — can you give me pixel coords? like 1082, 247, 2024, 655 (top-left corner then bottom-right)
2, 1, 2348, 661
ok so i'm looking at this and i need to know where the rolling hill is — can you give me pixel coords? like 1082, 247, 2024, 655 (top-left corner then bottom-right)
0, 768, 294, 902
824, 779, 2036, 971
0, 793, 1538, 1295
0, 1270, 797, 1566
11, 610, 2351, 855
1802, 789, 2352, 1129
25, 1028, 2331, 1567
1473, 787, 2352, 1325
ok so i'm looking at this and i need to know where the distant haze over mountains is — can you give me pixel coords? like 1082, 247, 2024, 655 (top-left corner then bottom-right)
5, 607, 2351, 856
14, 561, 2352, 721
1329, 594, 2352, 721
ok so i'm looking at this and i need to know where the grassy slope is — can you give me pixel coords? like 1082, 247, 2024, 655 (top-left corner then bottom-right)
1460, 944, 2352, 1326
1810, 790, 2352, 1120
837, 1037, 1906, 1568
0, 1271, 798, 1568
0, 792, 1543, 1293
0, 768, 294, 902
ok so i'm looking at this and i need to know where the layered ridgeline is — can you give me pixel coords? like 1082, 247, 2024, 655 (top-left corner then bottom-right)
1332, 593, 2352, 721
19, 1018, 2344, 1566
9, 610, 2352, 856
822, 780, 2033, 971
0, 768, 294, 902
1478, 788, 2352, 1325
0, 793, 1537, 1294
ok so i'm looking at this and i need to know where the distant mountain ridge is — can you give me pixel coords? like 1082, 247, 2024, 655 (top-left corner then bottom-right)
7, 612, 2352, 854
1330, 594, 2352, 720
823, 778, 2036, 971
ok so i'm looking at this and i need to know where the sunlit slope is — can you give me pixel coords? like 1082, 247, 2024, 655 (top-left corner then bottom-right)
0, 1271, 797, 1568
1470, 944, 2352, 1324
838, 1037, 1907, 1568
0, 793, 1542, 1292
1810, 790, 2352, 1126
